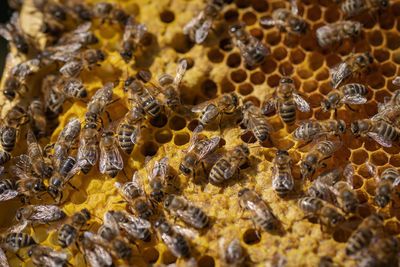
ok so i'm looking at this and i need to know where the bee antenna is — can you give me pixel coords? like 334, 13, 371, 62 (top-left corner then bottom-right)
316, 108, 323, 118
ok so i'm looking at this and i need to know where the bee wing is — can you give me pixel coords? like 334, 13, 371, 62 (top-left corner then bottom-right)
195, 19, 213, 44
12, 59, 40, 80
393, 76, 400, 86
0, 190, 18, 202
343, 163, 354, 188
199, 137, 221, 160
0, 248, 10, 267
371, 104, 396, 121
111, 147, 124, 171
330, 63, 351, 89
393, 176, 400, 187
272, 170, 294, 191
259, 17, 276, 26
152, 156, 170, 179
50, 50, 80, 62
186, 125, 203, 153
183, 13, 201, 35
290, 0, 299, 15
248, 112, 274, 134
60, 61, 83, 78
0, 26, 11, 41
367, 132, 392, 147
318, 168, 342, 186
73, 21, 92, 33
223, 160, 241, 180
161, 233, 183, 257
365, 159, 376, 178
99, 143, 107, 174
261, 98, 276, 115
191, 99, 216, 113
29, 205, 65, 221
173, 225, 199, 239
173, 59, 187, 87
83, 232, 113, 266
341, 94, 367, 105
293, 93, 310, 112
130, 126, 141, 145
103, 212, 121, 235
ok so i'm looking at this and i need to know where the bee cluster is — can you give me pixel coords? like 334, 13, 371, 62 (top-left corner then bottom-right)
0, 0, 399, 266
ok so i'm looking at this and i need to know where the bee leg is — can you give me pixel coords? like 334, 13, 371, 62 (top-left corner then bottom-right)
68, 182, 79, 191
334, 109, 337, 118
105, 110, 112, 123
297, 140, 313, 149
14, 252, 25, 263
345, 104, 357, 112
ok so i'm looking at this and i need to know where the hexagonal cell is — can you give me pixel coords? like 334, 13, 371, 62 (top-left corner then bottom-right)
323, 6, 340, 23
307, 5, 321, 21
374, 49, 390, 62
290, 48, 306, 65
207, 48, 224, 63
251, 0, 268, 12
238, 83, 254, 96
364, 139, 381, 152
267, 74, 281, 88
296, 67, 313, 79
390, 155, 400, 167
169, 116, 186, 131
243, 228, 261, 244
140, 141, 159, 156
174, 132, 190, 146
250, 71, 266, 85
250, 28, 264, 41
353, 175, 363, 189
386, 32, 400, 50
381, 62, 396, 77
198, 255, 215, 267
227, 53, 242, 68
272, 47, 288, 61
235, 0, 251, 8
220, 77, 236, 93
333, 229, 350, 243
155, 129, 173, 143
242, 11, 257, 26
302, 80, 318, 93
308, 52, 324, 71
159, 10, 175, 23
379, 14, 395, 30
201, 79, 218, 98
220, 38, 234, 51
351, 150, 368, 165
230, 69, 247, 83
266, 32, 282, 46
366, 73, 385, 90
261, 57, 277, 74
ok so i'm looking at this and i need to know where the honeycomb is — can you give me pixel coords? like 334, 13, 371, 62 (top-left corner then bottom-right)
1, 0, 400, 266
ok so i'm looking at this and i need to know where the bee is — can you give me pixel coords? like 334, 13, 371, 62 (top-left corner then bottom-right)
51, 117, 81, 170
360, 236, 399, 267
28, 98, 47, 138
120, 16, 147, 62
0, 151, 11, 165
39, 18, 65, 37
374, 168, 400, 208
209, 144, 249, 185
298, 197, 345, 228
93, 2, 129, 26
158, 59, 188, 112
147, 156, 173, 202
57, 22, 98, 47
25, 129, 53, 178
221, 238, 245, 266
320, 83, 368, 115
1, 105, 28, 153
41, 76, 66, 115
80, 231, 113, 267
0, 12, 32, 54
294, 120, 346, 147
3, 55, 40, 100
66, 1, 93, 21
260, 0, 308, 35
345, 213, 384, 256
77, 121, 101, 174
191, 93, 240, 127
300, 140, 340, 179
16, 205, 66, 226
154, 218, 191, 258
394, 76, 400, 86
52, 48, 106, 78
238, 188, 279, 231
99, 131, 123, 178
350, 119, 400, 147
331, 164, 359, 213
85, 82, 115, 123
272, 150, 294, 198
371, 91, 400, 128
340, 0, 388, 17
164, 195, 209, 229
33, 0, 66, 21
43, 74, 88, 100
179, 125, 221, 178
117, 106, 145, 155
58, 209, 91, 248
316, 21, 362, 47
262, 77, 310, 126
241, 100, 274, 143
0, 178, 18, 202
307, 168, 342, 201
0, 232, 36, 254
183, 0, 224, 44
330, 52, 373, 89
124, 77, 161, 118
229, 23, 269, 67
115, 172, 154, 219
107, 210, 152, 242
28, 244, 68, 267
98, 212, 133, 260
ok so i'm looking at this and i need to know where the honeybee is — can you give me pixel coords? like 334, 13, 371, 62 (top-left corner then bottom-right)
0, 12, 32, 54
115, 172, 154, 219
42, 74, 88, 100
117, 106, 145, 155
350, 119, 400, 147
154, 218, 191, 258
373, 168, 400, 208
107, 210, 152, 242
39, 18, 65, 37
331, 164, 359, 213
147, 156, 173, 202
0, 150, 11, 165
183, 0, 224, 44
320, 83, 368, 115
298, 197, 344, 228
294, 120, 346, 146
221, 238, 245, 266
191, 93, 240, 127
209, 144, 249, 185
99, 131, 123, 178
58, 209, 91, 248
77, 121, 101, 174
360, 236, 399, 267
120, 15, 147, 62
371, 90, 400, 128
33, 0, 66, 21
260, 0, 308, 35
164, 195, 209, 229
345, 213, 384, 256
238, 188, 279, 232
179, 125, 221, 178
0, 105, 28, 153
300, 140, 340, 179
51, 117, 81, 169
28, 244, 69, 267
330, 52, 373, 89
124, 77, 161, 118
25, 129, 53, 178
28, 99, 47, 138
16, 205, 66, 227
41, 76, 66, 115
0, 232, 36, 254
80, 231, 113, 267
0, 178, 18, 202
241, 101, 274, 143
85, 82, 115, 123
52, 48, 106, 78
57, 22, 98, 48
307, 168, 342, 201
340, 0, 388, 17
271, 150, 294, 198
316, 21, 362, 47
98, 212, 133, 260
66, 1, 93, 21
229, 24, 269, 67
93, 2, 129, 26
393, 76, 400, 86
3, 55, 40, 100
262, 77, 310, 126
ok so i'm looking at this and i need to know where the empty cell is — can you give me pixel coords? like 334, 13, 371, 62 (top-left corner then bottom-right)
224, 9, 239, 23
227, 53, 242, 68
235, 0, 251, 8
374, 49, 390, 62
243, 228, 261, 244
140, 142, 158, 156
160, 10, 175, 23
220, 38, 234, 51
198, 256, 215, 267
231, 70, 247, 83
169, 116, 186, 131
266, 32, 281, 46
368, 30, 383, 46
273, 47, 287, 60
296, 67, 313, 79
174, 132, 190, 146
302, 80, 318, 93
155, 129, 173, 143
267, 74, 281, 87
261, 58, 277, 74
381, 62, 396, 77
308, 52, 324, 70
250, 71, 266, 85
324, 7, 340, 23
290, 49, 306, 64
366, 73, 385, 90
307, 5, 321, 21
239, 83, 254, 95
251, 0, 268, 12
208, 48, 224, 63
351, 150, 368, 165
202, 79, 218, 98
171, 33, 193, 53
242, 11, 257, 26
386, 32, 400, 50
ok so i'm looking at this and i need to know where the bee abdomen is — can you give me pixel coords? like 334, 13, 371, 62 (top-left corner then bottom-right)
58, 224, 78, 248
279, 102, 296, 125
118, 124, 135, 154
345, 228, 372, 255
0, 150, 11, 165
381, 168, 399, 182
0, 179, 16, 194
175, 233, 190, 258
298, 197, 323, 213
188, 206, 209, 229
1, 127, 16, 152
293, 123, 319, 140
209, 158, 230, 184
376, 122, 399, 141
143, 97, 160, 117
342, 83, 368, 96
6, 232, 36, 248
253, 122, 270, 141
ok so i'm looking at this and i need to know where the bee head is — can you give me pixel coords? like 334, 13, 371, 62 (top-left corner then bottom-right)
301, 162, 313, 177
33, 180, 46, 192
164, 195, 173, 207
338, 120, 346, 133
96, 50, 106, 61
3, 90, 16, 100
238, 188, 249, 197
231, 93, 239, 107
230, 24, 242, 34
280, 77, 293, 84
321, 98, 331, 111
120, 50, 132, 62
101, 131, 114, 138
155, 218, 166, 228
276, 150, 289, 157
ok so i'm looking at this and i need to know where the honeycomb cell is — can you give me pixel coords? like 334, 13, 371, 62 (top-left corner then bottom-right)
381, 62, 396, 77
296, 67, 313, 79
333, 229, 349, 243
169, 116, 186, 131
202, 79, 218, 98
323, 7, 340, 23
374, 49, 390, 62
231, 70, 247, 83
155, 129, 173, 144
150, 114, 168, 128
220, 77, 236, 93
364, 139, 381, 152
379, 14, 395, 30
143, 247, 159, 263
307, 5, 321, 21
300, 33, 316, 51
325, 54, 342, 68
243, 228, 261, 244
368, 30, 383, 47
162, 251, 177, 264
353, 175, 363, 189
171, 33, 193, 53
290, 49, 306, 64
140, 141, 158, 156
266, 32, 281, 46
375, 90, 391, 103
273, 47, 287, 61
389, 155, 400, 167
302, 80, 318, 93
251, 0, 268, 12
308, 52, 324, 71
198, 256, 215, 267
250, 71, 266, 85
242, 11, 257, 26
224, 9, 239, 23
226, 53, 242, 68
250, 28, 264, 41
238, 83, 254, 96
366, 73, 385, 90
174, 132, 190, 146
393, 51, 400, 64
316, 68, 329, 81
159, 10, 175, 23
261, 57, 277, 74
235, 0, 251, 8
207, 48, 224, 63
241, 131, 256, 143
267, 74, 281, 88
220, 38, 233, 52
386, 32, 400, 50
351, 150, 368, 165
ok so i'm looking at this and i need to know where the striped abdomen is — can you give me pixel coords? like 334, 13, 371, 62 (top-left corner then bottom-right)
0, 150, 11, 165
375, 121, 400, 141
0, 179, 16, 194
293, 122, 320, 140
3, 233, 36, 253
298, 197, 323, 214
345, 226, 372, 255
342, 83, 368, 96
278, 100, 296, 125
209, 158, 230, 184
251, 117, 271, 142
185, 206, 209, 229
315, 141, 337, 156
139, 92, 160, 117
117, 123, 135, 154
340, 0, 365, 16
274, 171, 292, 198
1, 127, 16, 152
58, 224, 78, 248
